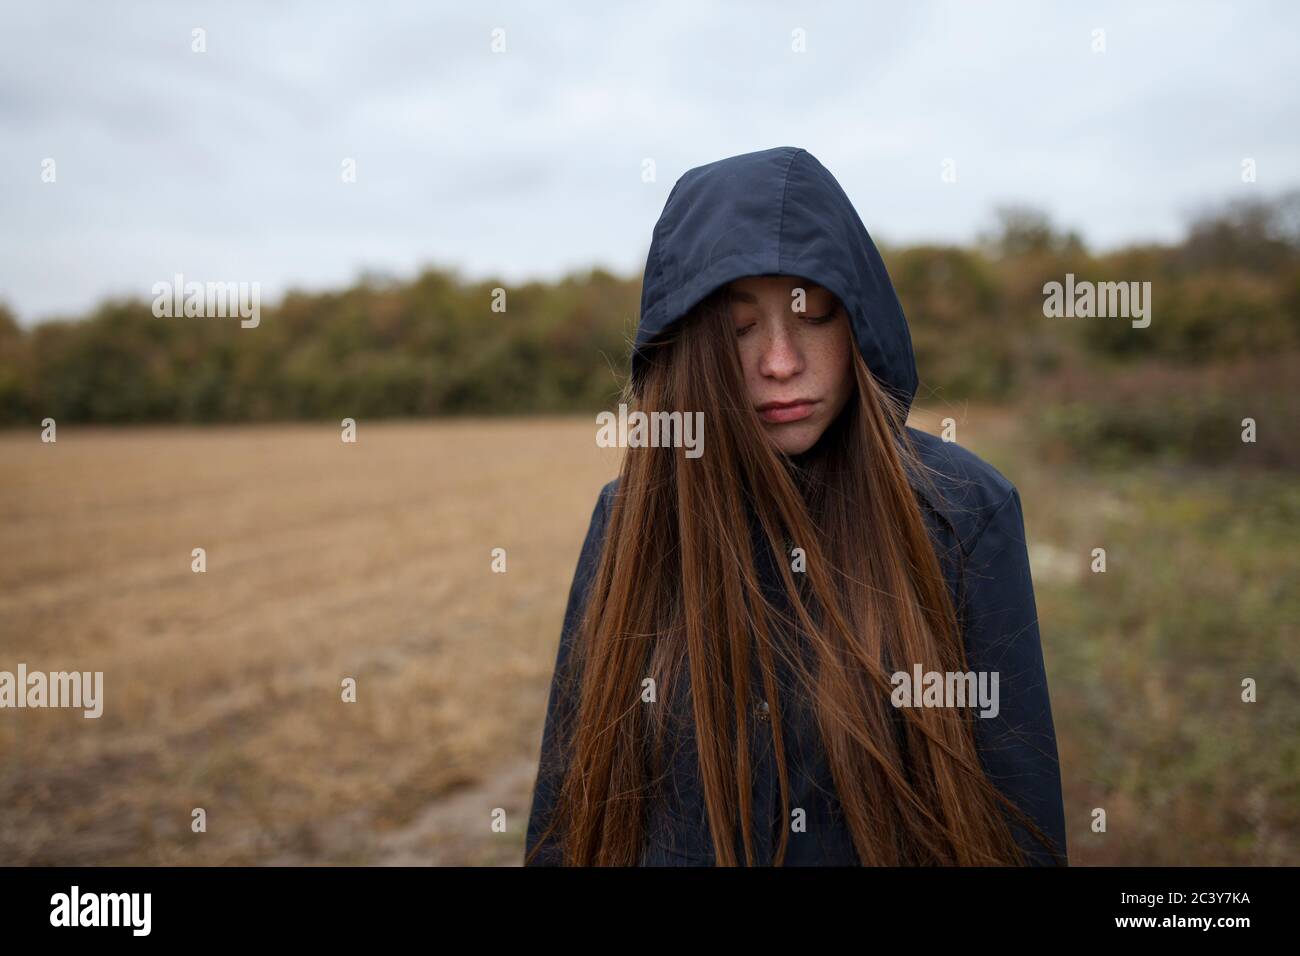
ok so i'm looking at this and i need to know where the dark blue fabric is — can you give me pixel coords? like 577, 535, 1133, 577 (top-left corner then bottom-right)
633, 146, 918, 412
525, 146, 1067, 866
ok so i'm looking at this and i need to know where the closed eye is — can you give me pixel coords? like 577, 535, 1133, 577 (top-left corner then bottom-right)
736, 311, 835, 337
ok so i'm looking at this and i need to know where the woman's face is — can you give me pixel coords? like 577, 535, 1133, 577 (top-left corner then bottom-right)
726, 275, 856, 456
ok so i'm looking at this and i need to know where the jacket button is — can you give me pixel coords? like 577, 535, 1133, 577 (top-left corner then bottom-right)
755, 697, 770, 722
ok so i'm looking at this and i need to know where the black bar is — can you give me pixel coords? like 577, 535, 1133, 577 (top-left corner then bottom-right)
1, 865, 1283, 941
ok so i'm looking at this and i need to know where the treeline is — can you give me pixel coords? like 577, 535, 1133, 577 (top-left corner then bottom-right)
0, 268, 636, 423
2, 194, 1298, 449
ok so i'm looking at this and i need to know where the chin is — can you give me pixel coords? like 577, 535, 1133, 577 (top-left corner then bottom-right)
766, 421, 825, 456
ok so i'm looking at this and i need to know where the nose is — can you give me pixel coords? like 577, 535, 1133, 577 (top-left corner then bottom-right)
758, 322, 804, 380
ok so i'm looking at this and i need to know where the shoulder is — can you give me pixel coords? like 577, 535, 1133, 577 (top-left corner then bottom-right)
577, 477, 622, 551
903, 425, 1019, 557
594, 437, 1018, 556
595, 477, 621, 521
562, 477, 623, 624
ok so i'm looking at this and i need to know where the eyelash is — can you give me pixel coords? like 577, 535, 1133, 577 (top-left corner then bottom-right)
734, 312, 836, 337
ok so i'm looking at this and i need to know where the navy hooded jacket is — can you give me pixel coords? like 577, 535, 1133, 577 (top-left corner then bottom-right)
525, 146, 1068, 866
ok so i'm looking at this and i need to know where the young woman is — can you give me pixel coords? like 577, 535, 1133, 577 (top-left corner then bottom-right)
524, 146, 1067, 866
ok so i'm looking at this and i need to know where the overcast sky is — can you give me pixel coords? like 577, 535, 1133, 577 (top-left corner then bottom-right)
2, 0, 1297, 324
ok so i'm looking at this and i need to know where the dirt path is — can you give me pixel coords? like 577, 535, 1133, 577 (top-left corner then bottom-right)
370, 756, 539, 866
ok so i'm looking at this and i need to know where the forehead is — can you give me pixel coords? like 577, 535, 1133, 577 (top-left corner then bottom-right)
726, 275, 830, 304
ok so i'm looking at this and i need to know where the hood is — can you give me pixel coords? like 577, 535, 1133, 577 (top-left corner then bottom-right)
633, 146, 918, 415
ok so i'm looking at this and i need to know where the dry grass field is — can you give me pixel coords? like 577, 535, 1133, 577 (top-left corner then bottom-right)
1, 410, 1295, 865
0, 418, 621, 865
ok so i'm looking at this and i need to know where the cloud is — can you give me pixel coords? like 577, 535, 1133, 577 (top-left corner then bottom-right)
1, 0, 1297, 322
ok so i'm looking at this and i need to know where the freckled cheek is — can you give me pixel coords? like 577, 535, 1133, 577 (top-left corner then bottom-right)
737, 341, 765, 398
809, 328, 854, 409
803, 338, 840, 388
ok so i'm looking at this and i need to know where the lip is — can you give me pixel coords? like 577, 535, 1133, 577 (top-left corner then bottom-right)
756, 399, 820, 424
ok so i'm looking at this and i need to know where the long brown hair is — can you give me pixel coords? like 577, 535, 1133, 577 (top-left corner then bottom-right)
528, 287, 1061, 866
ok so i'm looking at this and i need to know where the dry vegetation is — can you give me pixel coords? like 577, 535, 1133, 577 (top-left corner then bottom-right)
1, 418, 620, 864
